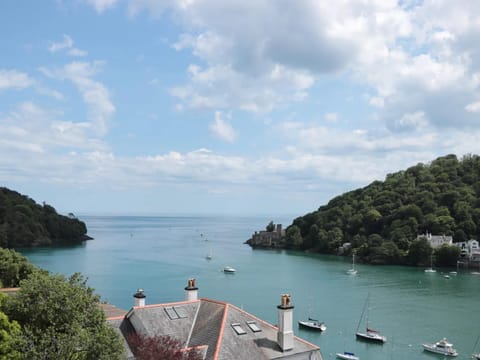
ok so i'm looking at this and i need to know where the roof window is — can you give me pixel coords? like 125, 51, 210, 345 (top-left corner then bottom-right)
231, 323, 247, 335
164, 306, 188, 320
246, 321, 261, 332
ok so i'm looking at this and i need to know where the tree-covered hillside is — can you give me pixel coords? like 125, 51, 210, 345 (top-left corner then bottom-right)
286, 154, 480, 265
0, 187, 88, 247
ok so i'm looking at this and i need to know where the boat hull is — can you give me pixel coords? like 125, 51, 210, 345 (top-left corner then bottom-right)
422, 344, 458, 357
336, 352, 359, 360
356, 332, 386, 343
298, 321, 326, 331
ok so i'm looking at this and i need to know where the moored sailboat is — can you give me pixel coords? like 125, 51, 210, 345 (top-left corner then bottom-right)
355, 294, 386, 343
347, 253, 358, 275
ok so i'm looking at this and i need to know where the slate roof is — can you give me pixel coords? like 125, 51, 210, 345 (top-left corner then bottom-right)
108, 298, 322, 360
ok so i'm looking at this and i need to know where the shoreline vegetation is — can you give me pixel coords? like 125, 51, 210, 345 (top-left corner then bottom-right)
247, 154, 480, 268
0, 187, 91, 248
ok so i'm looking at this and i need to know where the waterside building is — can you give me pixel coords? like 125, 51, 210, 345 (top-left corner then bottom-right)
107, 279, 323, 360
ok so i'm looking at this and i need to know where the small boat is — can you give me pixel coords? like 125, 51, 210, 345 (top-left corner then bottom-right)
425, 254, 437, 273
336, 351, 360, 360
223, 266, 236, 273
422, 338, 458, 357
298, 318, 326, 331
347, 253, 358, 275
356, 294, 386, 344
356, 327, 387, 343
471, 334, 480, 359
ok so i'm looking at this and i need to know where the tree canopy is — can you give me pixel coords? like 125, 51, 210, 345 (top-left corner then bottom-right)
0, 187, 89, 247
2, 271, 123, 359
285, 154, 480, 265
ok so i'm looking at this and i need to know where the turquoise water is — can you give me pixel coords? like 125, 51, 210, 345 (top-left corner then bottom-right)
20, 216, 480, 360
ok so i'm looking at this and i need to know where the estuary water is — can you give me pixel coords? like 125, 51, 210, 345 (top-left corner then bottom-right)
19, 215, 480, 360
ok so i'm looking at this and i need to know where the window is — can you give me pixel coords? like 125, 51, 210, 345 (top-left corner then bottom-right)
246, 321, 261, 332
174, 306, 187, 318
165, 307, 179, 320
164, 306, 188, 320
231, 323, 247, 335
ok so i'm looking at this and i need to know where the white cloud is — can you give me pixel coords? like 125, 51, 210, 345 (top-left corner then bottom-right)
49, 35, 88, 57
465, 101, 480, 113
324, 113, 338, 122
0, 69, 33, 90
209, 111, 236, 143
85, 0, 119, 13
39, 61, 115, 135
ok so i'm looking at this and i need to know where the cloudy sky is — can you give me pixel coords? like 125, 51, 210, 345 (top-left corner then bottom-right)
1, 1, 480, 216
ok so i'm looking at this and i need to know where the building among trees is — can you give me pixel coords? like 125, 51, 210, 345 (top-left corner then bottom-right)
108, 279, 322, 360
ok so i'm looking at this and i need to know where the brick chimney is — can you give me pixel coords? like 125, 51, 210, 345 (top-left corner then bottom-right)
133, 288, 146, 307
277, 294, 294, 351
185, 278, 198, 301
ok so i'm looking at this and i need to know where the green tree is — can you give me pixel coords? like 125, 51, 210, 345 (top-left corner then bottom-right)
0, 294, 23, 360
0, 248, 39, 288
4, 272, 123, 360
285, 225, 303, 248
407, 237, 432, 266
435, 245, 460, 267
266, 221, 275, 232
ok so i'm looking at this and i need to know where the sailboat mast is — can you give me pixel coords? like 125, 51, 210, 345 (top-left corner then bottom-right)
356, 294, 369, 332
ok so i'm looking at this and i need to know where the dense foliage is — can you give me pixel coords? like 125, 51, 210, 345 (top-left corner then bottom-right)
2, 270, 123, 359
286, 154, 480, 265
0, 187, 88, 247
0, 294, 23, 360
128, 334, 203, 360
0, 248, 40, 287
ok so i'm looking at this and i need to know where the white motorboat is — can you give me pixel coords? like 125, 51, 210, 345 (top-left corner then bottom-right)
298, 318, 326, 331
223, 266, 236, 273
422, 338, 458, 357
336, 351, 359, 360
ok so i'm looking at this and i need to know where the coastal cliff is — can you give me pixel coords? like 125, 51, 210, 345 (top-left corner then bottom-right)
0, 187, 90, 248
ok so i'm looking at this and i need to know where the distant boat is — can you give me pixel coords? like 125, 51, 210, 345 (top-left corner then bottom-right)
206, 248, 212, 260
223, 266, 236, 273
347, 253, 358, 275
471, 334, 480, 359
425, 254, 437, 273
298, 318, 326, 331
356, 294, 386, 343
443, 274, 451, 279
422, 338, 458, 357
336, 351, 360, 360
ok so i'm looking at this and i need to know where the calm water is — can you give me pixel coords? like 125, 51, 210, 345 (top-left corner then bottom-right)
20, 215, 480, 360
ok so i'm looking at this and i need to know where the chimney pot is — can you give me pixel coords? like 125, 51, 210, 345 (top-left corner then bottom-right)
277, 294, 294, 351
185, 278, 198, 301
133, 288, 146, 307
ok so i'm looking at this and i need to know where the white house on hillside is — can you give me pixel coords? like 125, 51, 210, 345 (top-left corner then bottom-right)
417, 232, 453, 249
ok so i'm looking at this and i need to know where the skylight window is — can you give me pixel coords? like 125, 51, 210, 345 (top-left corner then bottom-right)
165, 306, 188, 320
246, 321, 261, 332
231, 323, 247, 335
174, 306, 187, 318
165, 307, 179, 320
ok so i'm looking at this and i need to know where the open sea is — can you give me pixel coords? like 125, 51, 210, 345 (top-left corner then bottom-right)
19, 215, 480, 360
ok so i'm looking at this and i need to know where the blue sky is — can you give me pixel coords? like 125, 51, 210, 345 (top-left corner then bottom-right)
1, 0, 480, 216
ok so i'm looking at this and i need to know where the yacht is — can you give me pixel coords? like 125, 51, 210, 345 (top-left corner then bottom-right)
336, 352, 359, 360
298, 318, 327, 331
422, 338, 458, 357
223, 266, 236, 273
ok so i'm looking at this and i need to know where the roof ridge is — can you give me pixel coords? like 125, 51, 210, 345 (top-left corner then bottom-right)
213, 303, 229, 360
